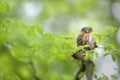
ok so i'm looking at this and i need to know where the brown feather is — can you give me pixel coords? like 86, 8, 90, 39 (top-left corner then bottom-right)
77, 33, 90, 46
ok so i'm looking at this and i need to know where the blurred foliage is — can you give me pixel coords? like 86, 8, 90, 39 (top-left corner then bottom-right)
0, 20, 92, 80
0, 0, 120, 80
0, 18, 78, 80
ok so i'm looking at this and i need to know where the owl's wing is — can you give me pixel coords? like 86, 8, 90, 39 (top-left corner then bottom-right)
88, 35, 96, 49
77, 33, 84, 46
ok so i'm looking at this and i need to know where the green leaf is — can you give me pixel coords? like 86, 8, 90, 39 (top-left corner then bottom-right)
111, 75, 117, 79
111, 54, 116, 62
4, 0, 10, 11
35, 25, 43, 35
102, 75, 109, 80
0, 0, 9, 12
97, 77, 102, 80
79, 72, 85, 78
94, 74, 98, 79
103, 53, 109, 57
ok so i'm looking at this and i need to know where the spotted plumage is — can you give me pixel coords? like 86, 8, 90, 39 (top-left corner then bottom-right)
77, 27, 93, 47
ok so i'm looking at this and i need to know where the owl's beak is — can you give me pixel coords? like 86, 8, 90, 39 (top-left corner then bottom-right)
86, 30, 89, 33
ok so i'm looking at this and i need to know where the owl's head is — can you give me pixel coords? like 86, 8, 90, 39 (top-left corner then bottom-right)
81, 27, 93, 33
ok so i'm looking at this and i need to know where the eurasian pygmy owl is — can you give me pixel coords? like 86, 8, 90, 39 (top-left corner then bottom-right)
77, 27, 96, 49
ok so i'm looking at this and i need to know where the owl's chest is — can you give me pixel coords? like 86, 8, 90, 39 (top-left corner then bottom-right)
77, 33, 90, 46
82, 34, 90, 41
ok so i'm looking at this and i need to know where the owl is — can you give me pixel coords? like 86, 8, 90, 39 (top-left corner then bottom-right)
77, 27, 96, 49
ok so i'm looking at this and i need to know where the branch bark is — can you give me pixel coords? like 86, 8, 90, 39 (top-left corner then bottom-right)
72, 48, 94, 80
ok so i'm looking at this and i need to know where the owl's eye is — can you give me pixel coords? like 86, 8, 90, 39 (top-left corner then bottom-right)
83, 28, 86, 31
90, 28, 93, 32
81, 28, 85, 32
81, 27, 93, 33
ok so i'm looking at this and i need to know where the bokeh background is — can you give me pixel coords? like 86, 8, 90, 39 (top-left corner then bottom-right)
0, 0, 120, 80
